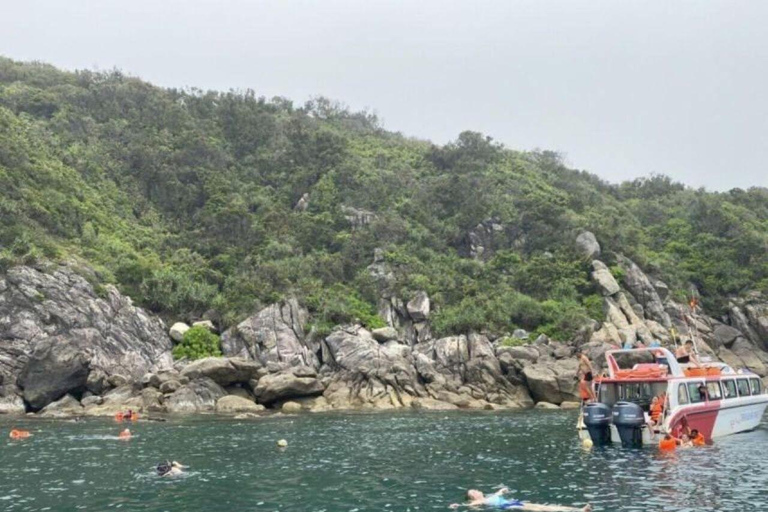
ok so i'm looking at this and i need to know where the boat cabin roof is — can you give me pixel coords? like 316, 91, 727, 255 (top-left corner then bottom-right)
600, 347, 754, 383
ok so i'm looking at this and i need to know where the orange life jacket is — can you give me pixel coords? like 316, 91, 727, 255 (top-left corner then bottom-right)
579, 381, 592, 400
692, 434, 706, 446
659, 438, 677, 451
650, 403, 662, 422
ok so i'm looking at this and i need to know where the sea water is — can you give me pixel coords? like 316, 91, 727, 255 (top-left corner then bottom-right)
1, 410, 766, 511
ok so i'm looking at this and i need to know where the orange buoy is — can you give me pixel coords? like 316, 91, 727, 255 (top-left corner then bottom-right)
9, 429, 31, 440
118, 428, 132, 440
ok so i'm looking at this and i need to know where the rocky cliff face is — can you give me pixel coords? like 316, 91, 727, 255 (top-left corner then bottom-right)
0, 263, 173, 411
3, 244, 768, 417
581, 235, 768, 382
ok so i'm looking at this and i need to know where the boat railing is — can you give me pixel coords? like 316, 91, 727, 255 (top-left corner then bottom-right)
605, 347, 683, 378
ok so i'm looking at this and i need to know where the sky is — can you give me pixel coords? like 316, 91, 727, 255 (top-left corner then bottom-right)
2, 0, 767, 191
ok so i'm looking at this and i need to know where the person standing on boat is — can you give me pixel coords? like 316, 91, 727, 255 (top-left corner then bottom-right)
675, 340, 700, 366
576, 351, 596, 403
577, 351, 593, 381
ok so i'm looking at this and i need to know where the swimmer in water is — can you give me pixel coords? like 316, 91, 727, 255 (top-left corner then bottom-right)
450, 488, 591, 511
156, 461, 186, 477
118, 428, 131, 440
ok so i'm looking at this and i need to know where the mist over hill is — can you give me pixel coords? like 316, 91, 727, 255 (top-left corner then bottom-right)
1, 56, 766, 340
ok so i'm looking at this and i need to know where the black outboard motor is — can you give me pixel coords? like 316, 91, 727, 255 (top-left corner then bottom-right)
583, 402, 612, 445
612, 401, 645, 448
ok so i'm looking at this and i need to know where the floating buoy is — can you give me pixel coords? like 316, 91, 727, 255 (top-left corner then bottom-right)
582, 438, 593, 449
277, 439, 288, 448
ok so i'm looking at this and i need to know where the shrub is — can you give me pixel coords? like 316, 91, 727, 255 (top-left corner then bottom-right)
498, 336, 527, 348
172, 326, 222, 360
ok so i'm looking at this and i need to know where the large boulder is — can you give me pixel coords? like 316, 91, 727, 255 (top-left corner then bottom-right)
575, 231, 601, 259
252, 372, 324, 404
39, 394, 83, 418
169, 322, 190, 342
591, 261, 620, 296
0, 387, 26, 415
521, 359, 579, 405
165, 378, 227, 414
407, 291, 430, 322
81, 384, 143, 416
180, 357, 263, 386
372, 327, 398, 343
1, 264, 173, 409
215, 395, 265, 414
615, 255, 671, 327
18, 332, 90, 409
221, 299, 319, 368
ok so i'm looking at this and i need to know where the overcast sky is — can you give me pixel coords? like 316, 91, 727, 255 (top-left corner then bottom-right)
3, 0, 767, 191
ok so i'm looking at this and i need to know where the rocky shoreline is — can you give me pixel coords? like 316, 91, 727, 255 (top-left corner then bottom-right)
1, 232, 767, 419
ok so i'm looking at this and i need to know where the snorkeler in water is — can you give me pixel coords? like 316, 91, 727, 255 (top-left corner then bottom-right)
450, 488, 591, 511
156, 461, 186, 477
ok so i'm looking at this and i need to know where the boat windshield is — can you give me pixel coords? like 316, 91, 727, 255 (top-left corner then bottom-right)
598, 381, 667, 409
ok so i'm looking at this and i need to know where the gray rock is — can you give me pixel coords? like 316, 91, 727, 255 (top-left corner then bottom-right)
180, 357, 263, 386
19, 333, 90, 410
0, 391, 25, 415
221, 300, 318, 368
730, 338, 767, 376
252, 372, 324, 404
281, 401, 302, 413
86, 369, 109, 395
165, 378, 227, 414
534, 401, 560, 409
713, 324, 743, 349
372, 327, 398, 343
411, 398, 459, 410
80, 395, 103, 408
169, 322, 190, 342
215, 395, 265, 414
159, 380, 182, 394
591, 261, 620, 296
141, 387, 164, 412
576, 231, 601, 259
192, 320, 216, 332
512, 329, 529, 340
521, 359, 579, 405
341, 206, 376, 229
407, 291, 430, 322
39, 394, 83, 417
224, 385, 254, 400
294, 193, 310, 212
1, 264, 172, 410
615, 255, 671, 327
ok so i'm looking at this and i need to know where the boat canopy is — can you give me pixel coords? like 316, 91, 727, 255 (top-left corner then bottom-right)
603, 347, 737, 380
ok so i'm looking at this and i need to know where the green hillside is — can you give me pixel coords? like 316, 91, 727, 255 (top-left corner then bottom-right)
1, 57, 766, 339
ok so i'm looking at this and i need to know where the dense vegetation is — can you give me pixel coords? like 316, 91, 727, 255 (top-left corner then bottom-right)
1, 57, 766, 340
172, 326, 222, 361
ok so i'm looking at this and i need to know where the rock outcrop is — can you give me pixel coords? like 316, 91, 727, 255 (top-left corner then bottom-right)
575, 231, 601, 260
0, 264, 173, 410
4, 252, 767, 418
221, 299, 319, 368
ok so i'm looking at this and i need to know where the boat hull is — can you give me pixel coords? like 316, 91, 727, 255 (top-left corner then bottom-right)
578, 397, 768, 446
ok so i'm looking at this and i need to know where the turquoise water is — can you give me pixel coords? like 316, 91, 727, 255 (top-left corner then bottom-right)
1, 410, 766, 511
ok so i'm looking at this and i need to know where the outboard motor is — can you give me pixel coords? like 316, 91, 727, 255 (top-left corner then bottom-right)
583, 402, 612, 445
612, 401, 645, 448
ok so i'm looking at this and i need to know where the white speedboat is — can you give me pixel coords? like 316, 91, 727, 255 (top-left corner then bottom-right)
579, 347, 768, 446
